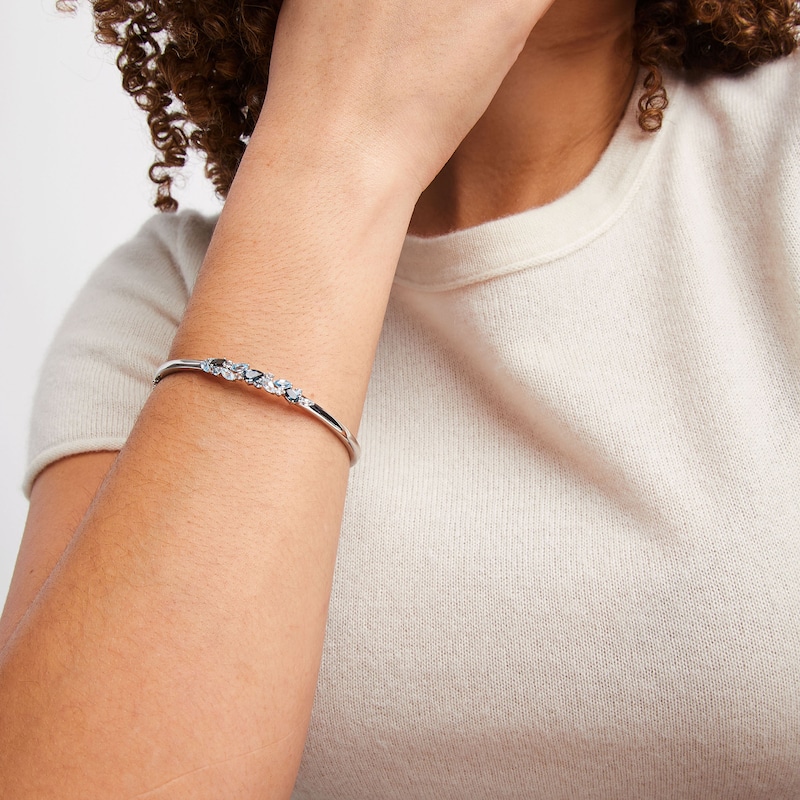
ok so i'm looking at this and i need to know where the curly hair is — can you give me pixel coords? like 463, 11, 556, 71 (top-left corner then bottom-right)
56, 0, 800, 212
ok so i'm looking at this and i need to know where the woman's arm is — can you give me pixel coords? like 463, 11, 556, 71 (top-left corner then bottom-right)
0, 119, 414, 800
0, 453, 119, 652
0, 1, 554, 797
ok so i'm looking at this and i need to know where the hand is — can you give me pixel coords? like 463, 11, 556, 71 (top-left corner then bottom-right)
263, 0, 556, 196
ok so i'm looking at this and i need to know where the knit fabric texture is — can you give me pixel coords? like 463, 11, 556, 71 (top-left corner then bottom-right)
24, 55, 800, 798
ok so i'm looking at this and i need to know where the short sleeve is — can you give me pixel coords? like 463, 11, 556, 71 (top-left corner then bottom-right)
22, 209, 218, 499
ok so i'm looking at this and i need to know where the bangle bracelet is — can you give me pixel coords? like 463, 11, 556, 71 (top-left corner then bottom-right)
152, 358, 361, 466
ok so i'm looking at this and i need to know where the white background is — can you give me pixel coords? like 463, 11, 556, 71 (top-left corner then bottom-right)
1, 0, 222, 609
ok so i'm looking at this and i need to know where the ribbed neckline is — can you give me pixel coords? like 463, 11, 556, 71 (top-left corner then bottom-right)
394, 71, 679, 291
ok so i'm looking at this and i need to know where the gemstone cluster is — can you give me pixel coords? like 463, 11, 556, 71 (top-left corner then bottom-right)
200, 358, 314, 408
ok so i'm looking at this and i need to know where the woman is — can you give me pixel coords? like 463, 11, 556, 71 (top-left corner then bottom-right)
1, 0, 799, 796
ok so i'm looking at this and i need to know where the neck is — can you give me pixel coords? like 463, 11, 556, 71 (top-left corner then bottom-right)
407, 0, 638, 237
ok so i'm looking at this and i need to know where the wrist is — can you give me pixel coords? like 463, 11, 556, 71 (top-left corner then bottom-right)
247, 105, 425, 211
170, 105, 420, 429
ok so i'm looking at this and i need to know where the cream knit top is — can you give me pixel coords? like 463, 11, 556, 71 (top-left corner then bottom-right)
25, 56, 800, 797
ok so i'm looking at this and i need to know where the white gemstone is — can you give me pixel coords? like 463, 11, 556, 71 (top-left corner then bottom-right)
219, 368, 236, 381
299, 396, 314, 408
258, 373, 277, 392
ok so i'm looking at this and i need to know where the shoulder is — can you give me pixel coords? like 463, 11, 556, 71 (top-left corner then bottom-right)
58, 207, 221, 352
666, 51, 800, 154
654, 53, 800, 211
688, 48, 800, 107
22, 208, 219, 499
104, 208, 219, 296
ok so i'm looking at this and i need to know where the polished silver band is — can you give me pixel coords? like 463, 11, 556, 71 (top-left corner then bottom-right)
153, 358, 360, 466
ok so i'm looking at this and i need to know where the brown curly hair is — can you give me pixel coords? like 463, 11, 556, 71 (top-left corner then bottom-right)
56, 0, 800, 212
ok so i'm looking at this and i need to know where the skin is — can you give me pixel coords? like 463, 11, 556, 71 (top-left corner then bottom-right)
0, 1, 641, 797
410, 0, 639, 235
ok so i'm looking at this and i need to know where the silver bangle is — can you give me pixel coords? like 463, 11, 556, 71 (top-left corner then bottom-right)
152, 358, 360, 466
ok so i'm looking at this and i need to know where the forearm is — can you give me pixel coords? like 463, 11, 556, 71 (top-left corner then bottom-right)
1, 0, 557, 786
0, 115, 418, 799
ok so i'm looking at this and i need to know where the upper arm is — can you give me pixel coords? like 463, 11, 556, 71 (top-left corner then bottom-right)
0, 451, 119, 653
6, 212, 209, 654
